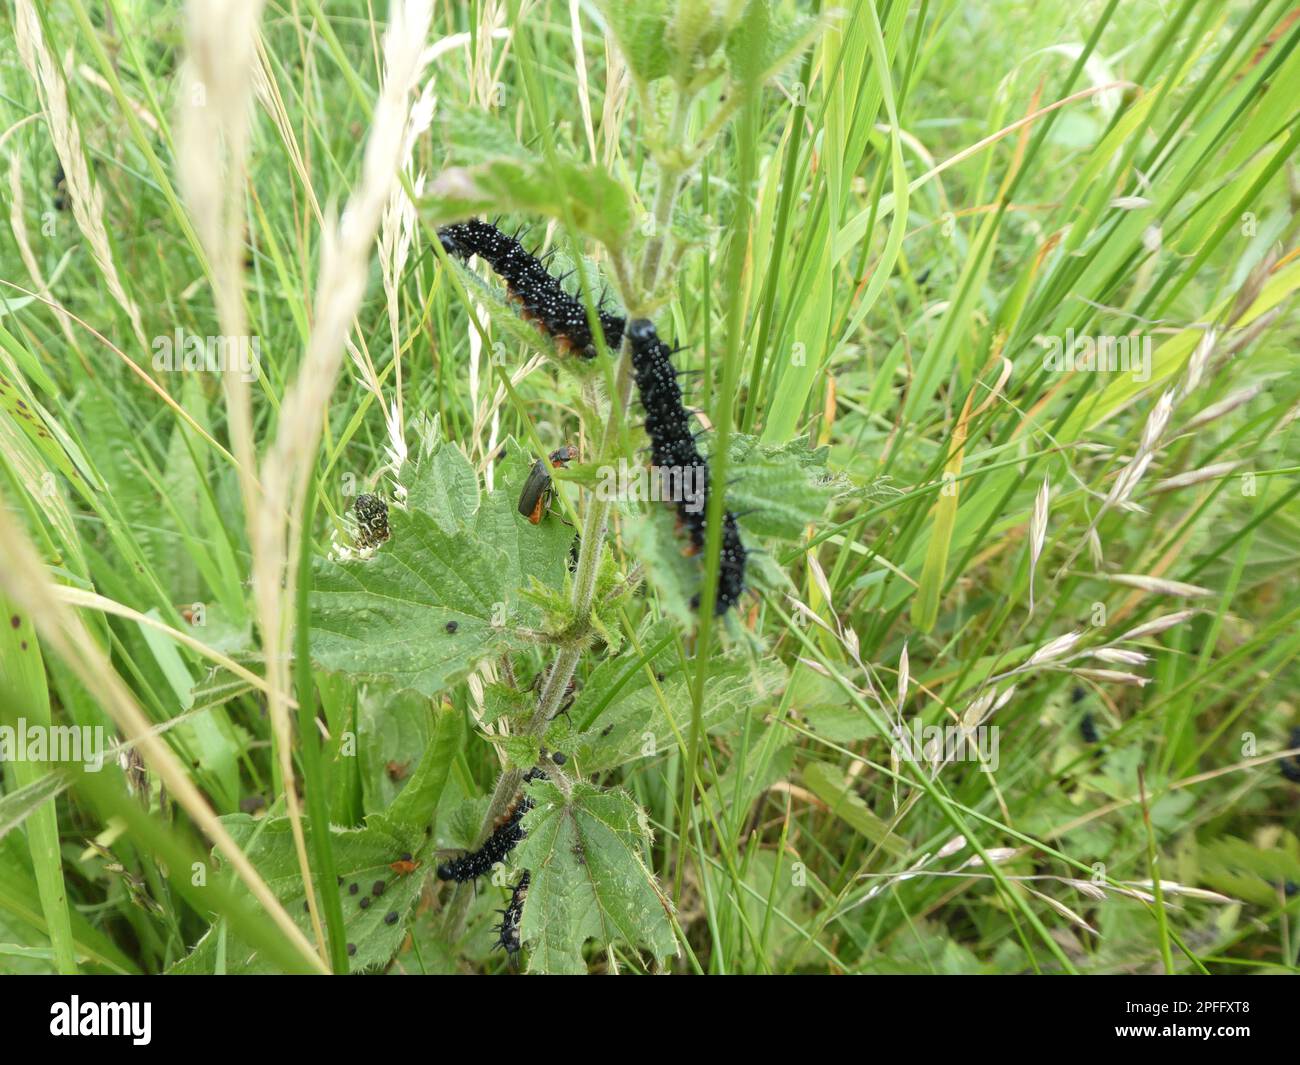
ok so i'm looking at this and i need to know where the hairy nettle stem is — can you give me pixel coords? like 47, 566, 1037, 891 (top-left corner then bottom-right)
442, 138, 687, 939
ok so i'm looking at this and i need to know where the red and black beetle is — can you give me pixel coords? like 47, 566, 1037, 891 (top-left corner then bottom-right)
517, 445, 578, 524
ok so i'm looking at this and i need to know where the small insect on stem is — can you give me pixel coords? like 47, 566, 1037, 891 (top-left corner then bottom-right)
353, 493, 391, 549
390, 852, 421, 876
517, 445, 578, 525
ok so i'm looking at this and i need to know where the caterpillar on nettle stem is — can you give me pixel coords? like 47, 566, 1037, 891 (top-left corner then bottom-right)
437, 219, 624, 357
438, 218, 746, 614
493, 871, 530, 957
436, 769, 545, 883
627, 318, 747, 615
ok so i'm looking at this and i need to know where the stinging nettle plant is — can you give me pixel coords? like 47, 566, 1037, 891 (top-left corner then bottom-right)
298, 0, 834, 972
4, 0, 1298, 983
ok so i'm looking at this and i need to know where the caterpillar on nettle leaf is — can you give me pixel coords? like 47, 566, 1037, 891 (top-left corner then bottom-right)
626, 318, 747, 616
436, 768, 545, 884
437, 219, 623, 357
438, 218, 747, 615
493, 871, 530, 957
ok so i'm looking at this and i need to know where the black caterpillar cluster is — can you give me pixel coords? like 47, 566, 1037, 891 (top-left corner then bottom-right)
438, 219, 624, 357
353, 493, 390, 550
436, 768, 545, 883
493, 871, 530, 956
627, 319, 747, 615
438, 219, 746, 614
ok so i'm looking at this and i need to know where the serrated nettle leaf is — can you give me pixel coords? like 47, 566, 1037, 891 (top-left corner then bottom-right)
357, 685, 429, 816
592, 552, 637, 629
594, 0, 674, 85
514, 781, 676, 974
377, 698, 462, 840
310, 447, 572, 698
170, 816, 429, 975
311, 512, 517, 696
482, 680, 535, 726
423, 158, 632, 254
569, 619, 681, 731
573, 656, 786, 773
175, 700, 457, 972
670, 198, 718, 249
740, 545, 796, 598
620, 503, 699, 625
356, 682, 437, 817
446, 261, 572, 364
491, 731, 542, 771
721, 434, 836, 540
517, 575, 576, 627
443, 796, 491, 851
439, 111, 535, 166
725, 0, 820, 89
668, 0, 733, 85
398, 438, 479, 530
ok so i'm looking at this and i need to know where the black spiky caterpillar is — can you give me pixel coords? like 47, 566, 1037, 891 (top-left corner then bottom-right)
493, 871, 530, 956
437, 219, 746, 614
437, 219, 624, 357
627, 318, 747, 615
436, 768, 546, 883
